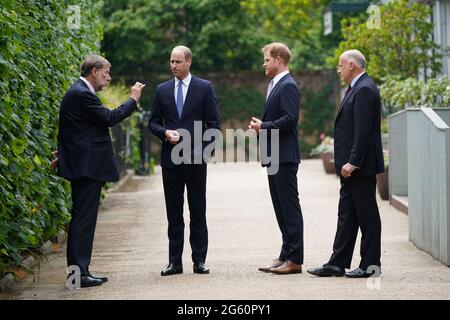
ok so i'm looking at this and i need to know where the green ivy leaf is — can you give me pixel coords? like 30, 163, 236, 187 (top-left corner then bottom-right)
0, 0, 103, 276
0, 156, 8, 166
11, 140, 27, 156
0, 248, 9, 257
33, 155, 41, 166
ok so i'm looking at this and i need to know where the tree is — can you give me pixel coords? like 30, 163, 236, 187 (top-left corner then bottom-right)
241, 0, 344, 70
330, 0, 444, 82
101, 0, 268, 75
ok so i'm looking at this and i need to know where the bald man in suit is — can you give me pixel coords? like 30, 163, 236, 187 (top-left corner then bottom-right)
308, 50, 384, 278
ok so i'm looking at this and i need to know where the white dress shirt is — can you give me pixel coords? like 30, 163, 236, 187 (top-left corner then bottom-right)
80, 77, 96, 94
350, 71, 366, 88
266, 70, 290, 100
271, 70, 290, 88
174, 73, 192, 105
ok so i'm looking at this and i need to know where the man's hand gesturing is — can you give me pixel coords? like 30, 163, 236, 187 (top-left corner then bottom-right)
130, 82, 146, 102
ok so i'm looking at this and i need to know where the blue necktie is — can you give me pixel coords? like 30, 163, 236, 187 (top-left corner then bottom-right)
176, 81, 184, 118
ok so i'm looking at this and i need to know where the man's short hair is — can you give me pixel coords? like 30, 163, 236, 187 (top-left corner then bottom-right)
261, 42, 291, 65
172, 45, 192, 61
80, 55, 110, 77
341, 50, 366, 69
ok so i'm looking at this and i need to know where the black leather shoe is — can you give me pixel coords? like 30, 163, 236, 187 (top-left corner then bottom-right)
193, 262, 210, 274
87, 272, 108, 282
345, 267, 380, 278
307, 264, 345, 277
80, 275, 104, 288
161, 263, 183, 276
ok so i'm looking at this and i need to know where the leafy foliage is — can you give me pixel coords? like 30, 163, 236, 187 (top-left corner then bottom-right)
215, 85, 264, 122
101, 0, 268, 75
298, 84, 337, 156
380, 76, 450, 114
301, 84, 335, 137
242, 0, 351, 70
330, 0, 444, 82
0, 0, 102, 276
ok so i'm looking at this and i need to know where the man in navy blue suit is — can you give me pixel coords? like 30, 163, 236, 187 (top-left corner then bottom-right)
307, 50, 384, 278
57, 54, 145, 288
249, 43, 304, 275
148, 46, 220, 276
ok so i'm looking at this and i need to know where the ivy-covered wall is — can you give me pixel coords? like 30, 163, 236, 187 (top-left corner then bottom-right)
0, 1, 103, 276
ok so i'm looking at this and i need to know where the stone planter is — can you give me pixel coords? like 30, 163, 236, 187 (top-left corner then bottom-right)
321, 152, 335, 174
376, 167, 389, 200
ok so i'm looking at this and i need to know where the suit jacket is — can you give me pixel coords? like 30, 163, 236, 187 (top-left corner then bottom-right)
57, 79, 138, 182
148, 76, 221, 168
260, 73, 301, 166
334, 73, 384, 177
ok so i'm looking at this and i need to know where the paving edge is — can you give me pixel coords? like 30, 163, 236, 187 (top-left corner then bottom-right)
0, 232, 67, 292
0, 173, 130, 292
107, 169, 134, 193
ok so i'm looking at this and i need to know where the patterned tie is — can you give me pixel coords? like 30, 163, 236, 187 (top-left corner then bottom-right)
266, 79, 274, 101
176, 80, 184, 118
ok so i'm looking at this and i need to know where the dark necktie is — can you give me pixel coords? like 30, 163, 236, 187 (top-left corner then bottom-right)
344, 85, 351, 97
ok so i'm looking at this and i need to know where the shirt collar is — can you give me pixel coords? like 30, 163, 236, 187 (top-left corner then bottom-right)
350, 71, 366, 88
80, 77, 96, 94
175, 73, 192, 87
271, 70, 290, 87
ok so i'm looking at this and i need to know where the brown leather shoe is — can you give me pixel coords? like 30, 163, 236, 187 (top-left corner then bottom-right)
270, 260, 302, 275
258, 259, 285, 273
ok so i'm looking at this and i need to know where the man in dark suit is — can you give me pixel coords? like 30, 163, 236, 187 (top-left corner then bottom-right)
57, 54, 145, 287
148, 45, 220, 276
308, 49, 384, 278
249, 42, 303, 275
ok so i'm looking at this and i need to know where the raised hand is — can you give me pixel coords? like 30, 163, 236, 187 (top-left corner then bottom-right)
130, 82, 146, 102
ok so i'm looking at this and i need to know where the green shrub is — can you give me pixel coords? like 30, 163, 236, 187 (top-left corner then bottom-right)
0, 0, 102, 277
329, 0, 444, 83
216, 85, 264, 122
300, 84, 336, 158
380, 76, 450, 113
301, 84, 335, 137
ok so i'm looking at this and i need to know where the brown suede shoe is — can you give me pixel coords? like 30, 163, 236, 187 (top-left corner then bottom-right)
270, 260, 302, 275
258, 259, 285, 273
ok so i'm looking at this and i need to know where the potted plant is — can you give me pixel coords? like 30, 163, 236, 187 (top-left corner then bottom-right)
310, 135, 335, 174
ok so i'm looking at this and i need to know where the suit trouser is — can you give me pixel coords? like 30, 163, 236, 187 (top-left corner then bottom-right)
267, 163, 304, 264
327, 175, 381, 269
162, 164, 208, 265
67, 177, 103, 275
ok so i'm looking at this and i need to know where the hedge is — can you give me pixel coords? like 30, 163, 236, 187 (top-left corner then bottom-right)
0, 0, 103, 276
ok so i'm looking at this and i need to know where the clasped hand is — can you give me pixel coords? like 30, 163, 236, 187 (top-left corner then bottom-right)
248, 117, 262, 133
165, 130, 180, 144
